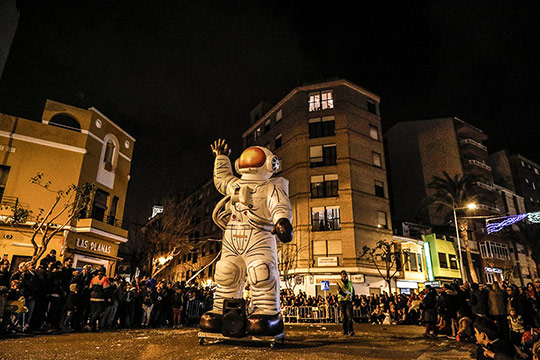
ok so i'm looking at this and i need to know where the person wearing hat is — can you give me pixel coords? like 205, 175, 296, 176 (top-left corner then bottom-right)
337, 270, 355, 336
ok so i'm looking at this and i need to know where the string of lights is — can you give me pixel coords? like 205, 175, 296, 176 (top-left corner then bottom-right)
486, 211, 540, 234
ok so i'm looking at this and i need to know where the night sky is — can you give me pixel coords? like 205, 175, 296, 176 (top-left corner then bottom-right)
2, 1, 540, 224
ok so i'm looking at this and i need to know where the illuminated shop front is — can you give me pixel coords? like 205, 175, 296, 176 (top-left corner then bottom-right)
64, 230, 124, 276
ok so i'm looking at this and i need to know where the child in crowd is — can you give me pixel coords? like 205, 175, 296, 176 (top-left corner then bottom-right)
456, 308, 473, 342
508, 308, 526, 348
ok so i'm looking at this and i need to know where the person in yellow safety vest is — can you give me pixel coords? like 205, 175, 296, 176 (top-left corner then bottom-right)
337, 270, 355, 336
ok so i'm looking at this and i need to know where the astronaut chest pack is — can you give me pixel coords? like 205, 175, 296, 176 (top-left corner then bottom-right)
226, 183, 272, 255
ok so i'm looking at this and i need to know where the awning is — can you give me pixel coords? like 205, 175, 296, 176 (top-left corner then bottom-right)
66, 247, 123, 261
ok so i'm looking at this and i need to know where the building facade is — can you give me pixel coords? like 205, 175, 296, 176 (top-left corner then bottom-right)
0, 100, 134, 275
385, 117, 516, 284
144, 180, 223, 284
242, 79, 393, 296
490, 150, 540, 213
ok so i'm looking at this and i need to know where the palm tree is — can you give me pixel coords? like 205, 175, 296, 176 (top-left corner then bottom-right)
423, 171, 483, 283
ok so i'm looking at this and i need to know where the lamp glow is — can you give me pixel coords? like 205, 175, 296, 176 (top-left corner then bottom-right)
158, 257, 167, 265
467, 203, 477, 210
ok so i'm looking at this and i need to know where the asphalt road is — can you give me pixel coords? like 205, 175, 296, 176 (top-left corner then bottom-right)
0, 324, 476, 360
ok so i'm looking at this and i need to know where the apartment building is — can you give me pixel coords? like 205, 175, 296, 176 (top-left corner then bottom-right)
0, 100, 134, 275
490, 150, 540, 213
385, 117, 514, 283
242, 79, 393, 296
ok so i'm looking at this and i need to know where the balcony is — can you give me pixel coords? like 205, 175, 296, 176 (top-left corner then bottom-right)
460, 138, 487, 151
75, 215, 127, 239
476, 203, 500, 213
0, 196, 30, 219
475, 181, 495, 192
467, 159, 492, 172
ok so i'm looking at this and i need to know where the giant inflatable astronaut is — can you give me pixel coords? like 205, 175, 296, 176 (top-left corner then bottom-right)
200, 139, 293, 336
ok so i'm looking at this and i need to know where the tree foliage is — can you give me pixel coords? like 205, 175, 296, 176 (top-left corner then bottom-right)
142, 193, 204, 278
361, 239, 409, 294
4, 173, 95, 264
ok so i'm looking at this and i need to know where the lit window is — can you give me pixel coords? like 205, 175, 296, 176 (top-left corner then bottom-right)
311, 206, 341, 231
409, 253, 418, 271
309, 90, 334, 111
367, 99, 377, 114
310, 144, 337, 167
449, 255, 458, 269
369, 124, 379, 140
275, 134, 282, 149
276, 109, 282, 123
311, 174, 338, 198
372, 152, 382, 167
374, 180, 384, 197
309, 116, 335, 138
521, 160, 526, 167
377, 211, 388, 229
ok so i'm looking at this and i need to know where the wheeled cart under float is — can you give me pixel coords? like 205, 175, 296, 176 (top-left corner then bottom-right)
197, 331, 286, 349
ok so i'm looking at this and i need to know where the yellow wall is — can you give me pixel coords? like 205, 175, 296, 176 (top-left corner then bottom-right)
0, 100, 134, 274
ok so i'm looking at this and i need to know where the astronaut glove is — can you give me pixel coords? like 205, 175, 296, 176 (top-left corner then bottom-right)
271, 218, 293, 243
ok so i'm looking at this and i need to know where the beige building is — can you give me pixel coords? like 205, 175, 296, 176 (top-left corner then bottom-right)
0, 100, 134, 275
242, 79, 393, 296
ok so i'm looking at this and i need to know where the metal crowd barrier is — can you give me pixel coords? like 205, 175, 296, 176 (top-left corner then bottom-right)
281, 305, 370, 324
185, 300, 208, 323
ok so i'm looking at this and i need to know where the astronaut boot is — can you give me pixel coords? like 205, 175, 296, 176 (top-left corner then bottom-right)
199, 311, 223, 333
246, 312, 284, 336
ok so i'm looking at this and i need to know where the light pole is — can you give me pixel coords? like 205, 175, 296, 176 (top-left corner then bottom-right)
453, 203, 476, 283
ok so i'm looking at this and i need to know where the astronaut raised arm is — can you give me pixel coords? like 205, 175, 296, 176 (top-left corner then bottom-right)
211, 139, 239, 196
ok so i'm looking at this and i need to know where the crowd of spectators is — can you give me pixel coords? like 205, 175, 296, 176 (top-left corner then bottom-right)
0, 251, 213, 336
5, 250, 540, 359
281, 279, 540, 359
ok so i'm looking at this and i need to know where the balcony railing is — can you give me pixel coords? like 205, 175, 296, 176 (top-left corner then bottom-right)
475, 181, 495, 191
0, 196, 27, 208
468, 159, 492, 171
476, 204, 500, 213
460, 138, 487, 151
82, 213, 124, 229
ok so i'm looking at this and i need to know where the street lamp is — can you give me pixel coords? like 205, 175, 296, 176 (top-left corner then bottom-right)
453, 203, 476, 282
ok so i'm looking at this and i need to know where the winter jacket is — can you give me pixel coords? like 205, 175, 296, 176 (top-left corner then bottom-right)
470, 289, 488, 315
488, 287, 507, 316
89, 275, 110, 302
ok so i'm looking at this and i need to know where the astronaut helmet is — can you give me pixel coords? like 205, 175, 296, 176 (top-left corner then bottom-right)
234, 146, 281, 180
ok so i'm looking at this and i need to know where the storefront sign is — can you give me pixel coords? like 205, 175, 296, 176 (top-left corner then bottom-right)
423, 241, 435, 281
317, 256, 338, 267
75, 238, 111, 254
424, 281, 441, 288
350, 274, 365, 283
397, 280, 419, 289
484, 267, 502, 274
